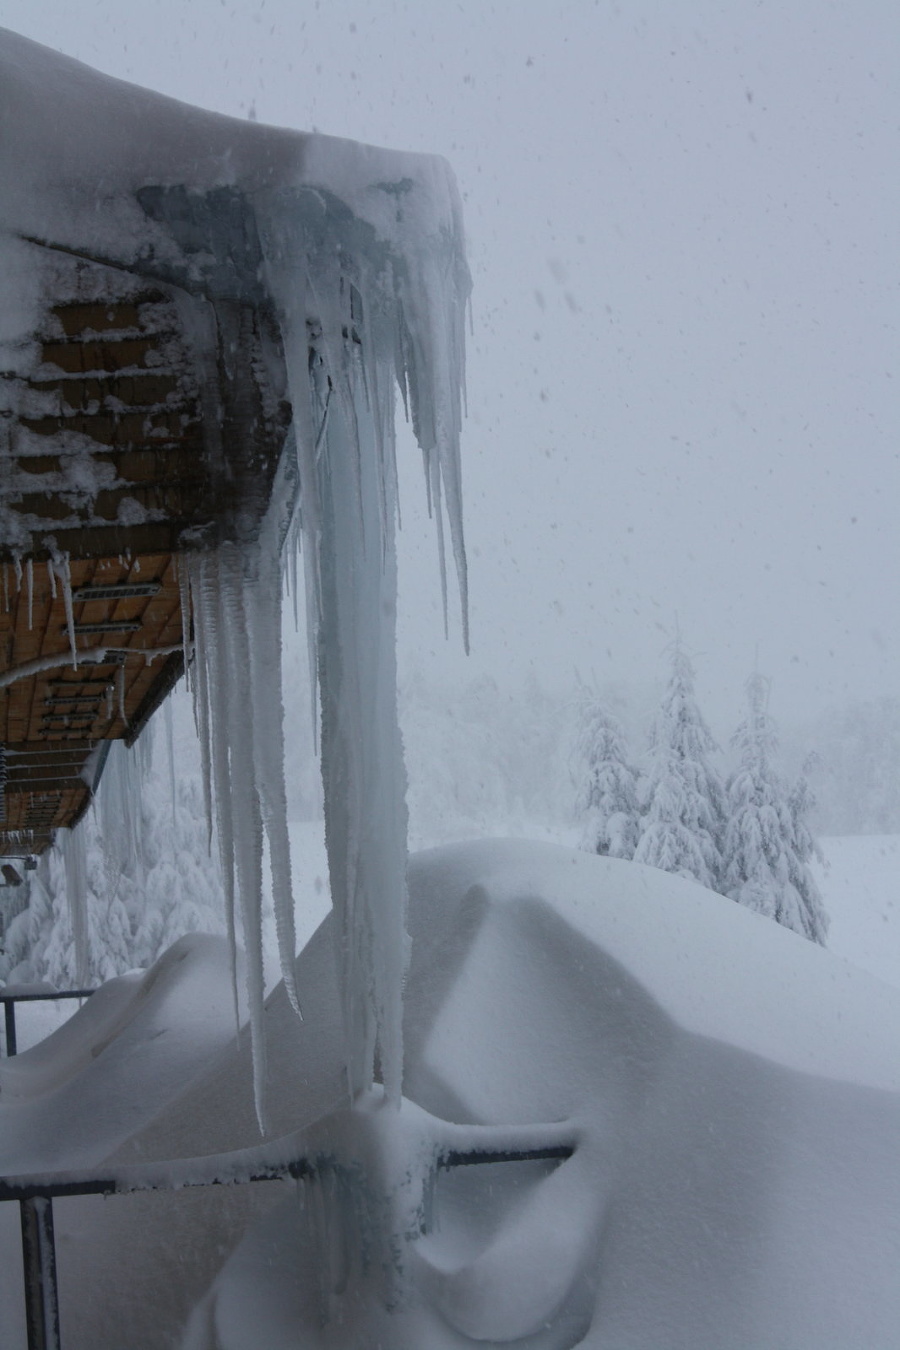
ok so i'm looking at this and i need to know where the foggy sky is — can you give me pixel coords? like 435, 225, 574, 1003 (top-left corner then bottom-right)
1, 0, 897, 732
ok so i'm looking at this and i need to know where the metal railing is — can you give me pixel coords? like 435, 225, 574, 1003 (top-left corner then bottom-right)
0, 1126, 573, 1350
0, 988, 575, 1350
1, 987, 96, 1349
0, 1142, 311, 1350
1, 990, 95, 1059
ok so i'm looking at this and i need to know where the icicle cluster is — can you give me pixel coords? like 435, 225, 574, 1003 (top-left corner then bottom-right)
260, 176, 469, 1107
184, 541, 300, 1126
180, 171, 469, 1121
3, 124, 469, 1124
97, 740, 146, 895
2, 25, 472, 1117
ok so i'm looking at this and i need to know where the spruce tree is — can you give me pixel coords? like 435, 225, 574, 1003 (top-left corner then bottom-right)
0, 692, 224, 987
574, 691, 641, 859
723, 675, 828, 944
634, 643, 726, 890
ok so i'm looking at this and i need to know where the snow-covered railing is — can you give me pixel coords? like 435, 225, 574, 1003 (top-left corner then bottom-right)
0, 989, 94, 1058
0, 1124, 575, 1350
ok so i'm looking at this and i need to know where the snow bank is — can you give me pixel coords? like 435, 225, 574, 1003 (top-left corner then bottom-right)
185, 843, 900, 1349
4, 842, 888, 1349
0, 933, 260, 1350
2, 841, 898, 1346
0, 933, 244, 1171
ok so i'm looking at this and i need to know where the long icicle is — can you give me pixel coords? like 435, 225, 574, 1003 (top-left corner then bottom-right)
255, 169, 470, 1106
54, 553, 79, 670
189, 551, 241, 1033
218, 543, 268, 1130
245, 541, 300, 1017
176, 161, 470, 1121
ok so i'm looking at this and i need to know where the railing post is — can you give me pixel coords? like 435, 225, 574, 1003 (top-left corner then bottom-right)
19, 1196, 61, 1350
4, 998, 17, 1055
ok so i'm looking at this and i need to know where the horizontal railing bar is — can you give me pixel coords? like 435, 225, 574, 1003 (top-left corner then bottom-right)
0, 1167, 304, 1203
439, 1144, 574, 1169
0, 1141, 575, 1204
0, 991, 95, 1004
0, 1152, 313, 1203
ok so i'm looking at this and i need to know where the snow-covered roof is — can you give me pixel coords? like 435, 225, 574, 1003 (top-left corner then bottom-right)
0, 24, 465, 560
0, 28, 468, 903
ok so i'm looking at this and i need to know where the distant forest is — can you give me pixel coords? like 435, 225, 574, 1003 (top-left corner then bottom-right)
2, 671, 896, 988
396, 674, 900, 844
782, 697, 900, 837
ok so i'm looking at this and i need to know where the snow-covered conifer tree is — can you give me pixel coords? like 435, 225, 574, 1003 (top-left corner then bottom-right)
574, 691, 641, 858
785, 762, 829, 943
634, 643, 726, 890
723, 675, 828, 944
0, 691, 224, 988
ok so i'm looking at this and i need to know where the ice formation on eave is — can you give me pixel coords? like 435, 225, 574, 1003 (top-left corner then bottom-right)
185, 163, 470, 1118
0, 28, 470, 1121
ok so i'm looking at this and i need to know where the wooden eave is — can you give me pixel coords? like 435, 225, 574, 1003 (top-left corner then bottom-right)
0, 552, 184, 857
0, 240, 293, 859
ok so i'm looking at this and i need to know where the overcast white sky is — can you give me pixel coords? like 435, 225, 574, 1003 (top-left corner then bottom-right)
1, 0, 897, 731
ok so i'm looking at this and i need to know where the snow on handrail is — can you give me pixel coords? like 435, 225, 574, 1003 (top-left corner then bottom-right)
0, 1130, 576, 1203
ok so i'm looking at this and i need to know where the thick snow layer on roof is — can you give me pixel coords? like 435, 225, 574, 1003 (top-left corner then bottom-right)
0, 27, 463, 308
2, 842, 899, 1348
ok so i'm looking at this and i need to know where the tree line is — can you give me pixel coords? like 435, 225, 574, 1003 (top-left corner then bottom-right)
575, 644, 828, 945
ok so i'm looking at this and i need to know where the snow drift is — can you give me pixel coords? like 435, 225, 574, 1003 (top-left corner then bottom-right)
184, 841, 900, 1350
0, 934, 260, 1349
3, 842, 900, 1348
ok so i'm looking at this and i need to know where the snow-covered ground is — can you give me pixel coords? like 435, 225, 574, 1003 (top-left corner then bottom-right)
813, 835, 900, 990
5, 837, 900, 1349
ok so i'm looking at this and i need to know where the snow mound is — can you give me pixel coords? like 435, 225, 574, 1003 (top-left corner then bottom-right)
178, 840, 900, 1350
0, 934, 260, 1350
0, 933, 244, 1171
4, 841, 900, 1349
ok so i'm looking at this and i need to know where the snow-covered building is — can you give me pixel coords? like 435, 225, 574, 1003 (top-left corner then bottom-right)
0, 51, 292, 859
0, 25, 469, 1102
0, 26, 466, 875
4, 26, 900, 1350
